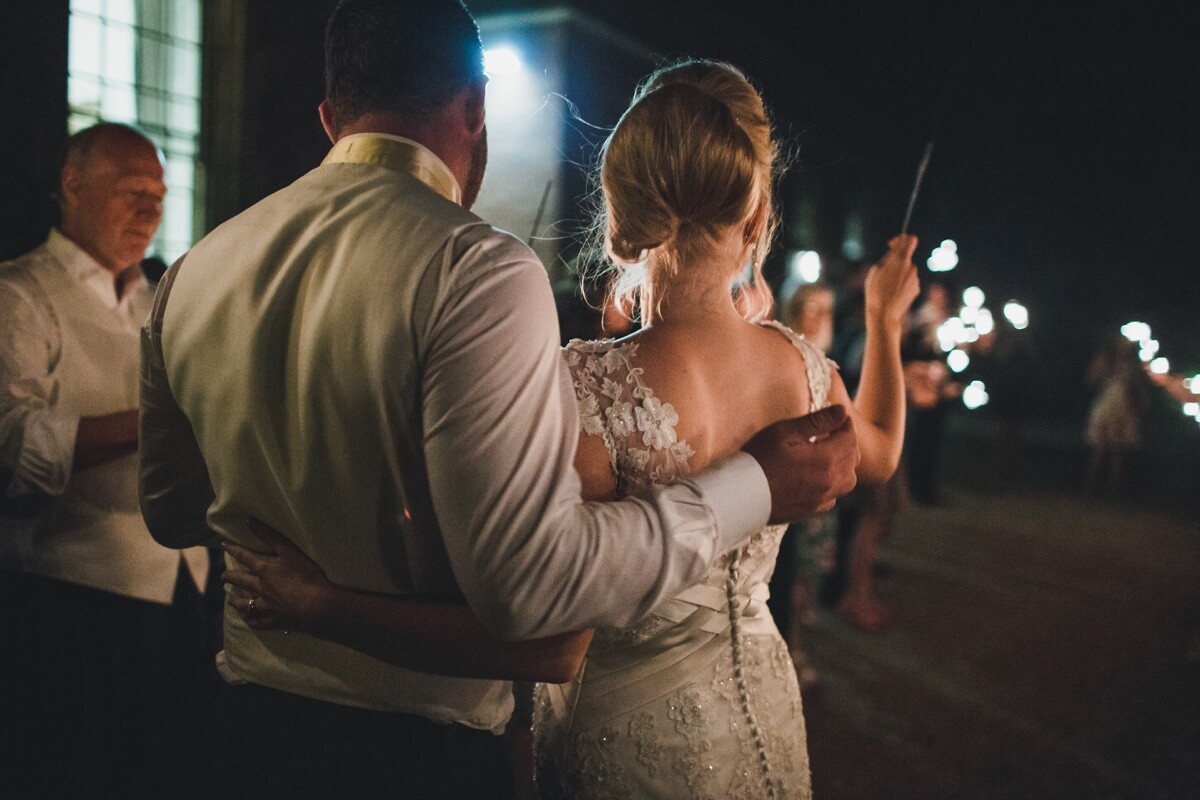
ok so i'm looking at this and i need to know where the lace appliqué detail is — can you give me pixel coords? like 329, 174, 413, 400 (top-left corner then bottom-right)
564, 338, 694, 494
666, 687, 717, 798
574, 725, 628, 800
628, 712, 664, 778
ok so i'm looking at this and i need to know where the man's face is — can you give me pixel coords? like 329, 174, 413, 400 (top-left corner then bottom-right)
62, 136, 166, 273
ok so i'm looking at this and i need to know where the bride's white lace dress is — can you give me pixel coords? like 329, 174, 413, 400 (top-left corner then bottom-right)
533, 321, 831, 799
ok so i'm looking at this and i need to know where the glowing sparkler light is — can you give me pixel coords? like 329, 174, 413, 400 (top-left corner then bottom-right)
937, 317, 966, 351
975, 308, 995, 335
962, 286, 985, 309
1138, 339, 1160, 362
1121, 321, 1151, 342
947, 349, 970, 373
1150, 357, 1170, 375
1003, 301, 1029, 330
927, 240, 959, 272
960, 305, 978, 325
1183, 402, 1200, 418
962, 380, 989, 409
788, 250, 822, 284
1185, 375, 1200, 394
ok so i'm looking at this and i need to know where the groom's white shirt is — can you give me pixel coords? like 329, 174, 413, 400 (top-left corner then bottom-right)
138, 133, 770, 731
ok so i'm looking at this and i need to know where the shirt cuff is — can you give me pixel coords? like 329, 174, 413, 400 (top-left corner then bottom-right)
687, 451, 771, 553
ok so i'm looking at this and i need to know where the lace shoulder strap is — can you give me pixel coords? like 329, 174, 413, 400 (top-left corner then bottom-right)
562, 337, 694, 493
562, 338, 625, 472
759, 320, 835, 410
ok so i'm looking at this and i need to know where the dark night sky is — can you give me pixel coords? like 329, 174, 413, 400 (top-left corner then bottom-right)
548, 0, 1198, 420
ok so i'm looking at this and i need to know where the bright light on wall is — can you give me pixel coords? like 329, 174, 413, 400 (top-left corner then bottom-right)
484, 47, 523, 77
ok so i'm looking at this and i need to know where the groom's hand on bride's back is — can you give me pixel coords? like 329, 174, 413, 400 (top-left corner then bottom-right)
743, 404, 859, 523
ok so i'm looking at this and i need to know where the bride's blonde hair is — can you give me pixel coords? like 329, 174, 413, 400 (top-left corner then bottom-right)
592, 59, 781, 323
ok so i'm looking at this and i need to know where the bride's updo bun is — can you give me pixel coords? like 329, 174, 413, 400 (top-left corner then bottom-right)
596, 59, 780, 320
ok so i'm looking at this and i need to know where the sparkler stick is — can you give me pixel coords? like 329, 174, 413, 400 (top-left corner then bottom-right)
900, 141, 934, 234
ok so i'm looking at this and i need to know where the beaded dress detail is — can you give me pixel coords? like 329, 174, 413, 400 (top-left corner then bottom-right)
533, 321, 831, 799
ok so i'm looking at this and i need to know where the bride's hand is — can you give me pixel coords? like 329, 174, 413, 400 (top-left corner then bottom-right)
222, 519, 334, 634
864, 234, 920, 328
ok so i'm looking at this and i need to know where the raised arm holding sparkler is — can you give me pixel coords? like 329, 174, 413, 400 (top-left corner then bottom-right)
828, 234, 923, 481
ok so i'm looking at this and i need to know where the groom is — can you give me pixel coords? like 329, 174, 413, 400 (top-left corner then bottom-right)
138, 0, 858, 796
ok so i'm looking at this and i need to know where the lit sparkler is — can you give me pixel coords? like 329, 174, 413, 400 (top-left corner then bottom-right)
962, 380, 989, 409
1120, 321, 1198, 425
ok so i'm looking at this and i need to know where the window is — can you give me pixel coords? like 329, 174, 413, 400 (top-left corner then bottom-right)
68, 0, 203, 262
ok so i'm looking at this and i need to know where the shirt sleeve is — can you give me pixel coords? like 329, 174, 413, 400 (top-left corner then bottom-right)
137, 261, 220, 548
0, 276, 79, 498
419, 229, 770, 639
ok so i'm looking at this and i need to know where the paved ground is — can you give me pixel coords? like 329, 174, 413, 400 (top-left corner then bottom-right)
800, 424, 1200, 800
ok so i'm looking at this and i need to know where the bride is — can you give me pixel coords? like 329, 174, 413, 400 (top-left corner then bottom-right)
224, 59, 918, 798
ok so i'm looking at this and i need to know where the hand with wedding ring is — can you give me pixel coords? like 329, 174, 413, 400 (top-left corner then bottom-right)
222, 519, 335, 634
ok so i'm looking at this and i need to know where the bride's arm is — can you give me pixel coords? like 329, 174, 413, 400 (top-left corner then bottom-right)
223, 431, 617, 684
224, 520, 593, 684
839, 234, 920, 482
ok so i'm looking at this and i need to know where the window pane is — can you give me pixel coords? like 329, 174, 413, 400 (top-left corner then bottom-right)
172, 0, 202, 45
166, 154, 194, 191
171, 44, 200, 99
102, 82, 137, 123
103, 23, 136, 87
68, 16, 103, 77
168, 97, 199, 136
105, 0, 136, 27
139, 38, 168, 92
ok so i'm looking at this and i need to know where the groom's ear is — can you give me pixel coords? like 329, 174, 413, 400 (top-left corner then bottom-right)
318, 100, 338, 144
463, 77, 486, 137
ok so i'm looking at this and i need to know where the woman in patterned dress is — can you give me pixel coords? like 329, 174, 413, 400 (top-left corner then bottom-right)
223, 60, 919, 798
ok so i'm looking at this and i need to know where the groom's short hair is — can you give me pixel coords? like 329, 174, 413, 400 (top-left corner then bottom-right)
324, 0, 485, 130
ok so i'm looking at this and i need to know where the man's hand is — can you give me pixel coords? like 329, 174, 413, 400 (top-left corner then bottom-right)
743, 404, 859, 523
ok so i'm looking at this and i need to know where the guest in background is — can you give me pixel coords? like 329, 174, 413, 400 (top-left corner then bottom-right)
1085, 333, 1149, 495
903, 280, 960, 505
828, 280, 916, 632
771, 282, 839, 683
0, 122, 212, 798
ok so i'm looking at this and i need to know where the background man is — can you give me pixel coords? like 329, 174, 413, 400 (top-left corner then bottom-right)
139, 1, 858, 797
0, 123, 212, 798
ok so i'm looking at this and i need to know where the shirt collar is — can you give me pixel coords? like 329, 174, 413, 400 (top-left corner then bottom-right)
44, 228, 144, 310
322, 133, 462, 205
